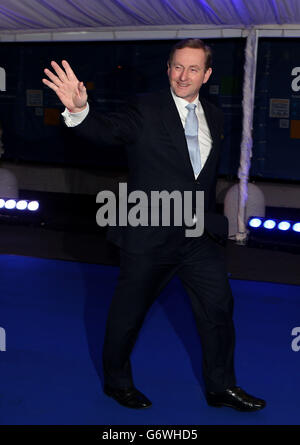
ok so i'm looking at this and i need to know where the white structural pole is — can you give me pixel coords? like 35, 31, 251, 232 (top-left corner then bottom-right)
236, 28, 259, 243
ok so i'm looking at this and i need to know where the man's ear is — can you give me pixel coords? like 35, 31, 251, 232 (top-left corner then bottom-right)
203, 67, 212, 84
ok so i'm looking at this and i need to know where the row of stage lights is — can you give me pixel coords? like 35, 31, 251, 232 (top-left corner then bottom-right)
0, 198, 39, 212
0, 202, 299, 234
248, 217, 300, 233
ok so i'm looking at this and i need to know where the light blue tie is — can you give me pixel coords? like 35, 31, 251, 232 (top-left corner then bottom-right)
185, 103, 201, 177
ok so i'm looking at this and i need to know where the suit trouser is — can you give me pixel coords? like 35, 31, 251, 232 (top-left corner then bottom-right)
102, 232, 236, 393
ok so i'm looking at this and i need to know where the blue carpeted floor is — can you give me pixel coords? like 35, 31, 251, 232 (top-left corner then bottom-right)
0, 254, 299, 425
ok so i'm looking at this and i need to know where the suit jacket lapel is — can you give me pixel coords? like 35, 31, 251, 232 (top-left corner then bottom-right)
199, 97, 218, 147
160, 90, 195, 178
160, 91, 219, 179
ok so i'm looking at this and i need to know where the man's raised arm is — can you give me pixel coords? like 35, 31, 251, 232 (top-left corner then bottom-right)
42, 60, 88, 113
43, 59, 141, 145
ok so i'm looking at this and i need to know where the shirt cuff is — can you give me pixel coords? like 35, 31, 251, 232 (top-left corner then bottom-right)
61, 103, 89, 127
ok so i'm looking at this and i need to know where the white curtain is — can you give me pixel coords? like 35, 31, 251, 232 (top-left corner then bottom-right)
236, 28, 259, 243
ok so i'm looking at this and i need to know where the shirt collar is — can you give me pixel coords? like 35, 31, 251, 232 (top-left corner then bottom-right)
170, 88, 199, 112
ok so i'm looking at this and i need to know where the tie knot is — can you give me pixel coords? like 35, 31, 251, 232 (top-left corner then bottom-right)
186, 103, 197, 112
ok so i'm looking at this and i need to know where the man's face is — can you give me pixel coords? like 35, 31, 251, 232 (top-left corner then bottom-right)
167, 47, 212, 102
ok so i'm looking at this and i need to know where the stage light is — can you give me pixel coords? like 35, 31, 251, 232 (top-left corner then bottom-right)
16, 200, 28, 210
263, 219, 276, 229
247, 216, 300, 253
0, 198, 40, 212
4, 199, 16, 209
278, 221, 291, 231
0, 197, 40, 215
249, 217, 262, 228
0, 197, 41, 227
293, 223, 300, 232
28, 201, 39, 211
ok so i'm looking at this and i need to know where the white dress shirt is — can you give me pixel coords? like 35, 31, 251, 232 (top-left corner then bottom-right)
61, 103, 90, 127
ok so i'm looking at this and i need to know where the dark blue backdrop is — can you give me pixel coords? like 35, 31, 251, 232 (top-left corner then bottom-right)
0, 38, 244, 173
1, 38, 299, 181
253, 38, 300, 181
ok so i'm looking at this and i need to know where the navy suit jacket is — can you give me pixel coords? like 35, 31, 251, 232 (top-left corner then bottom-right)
70, 89, 228, 253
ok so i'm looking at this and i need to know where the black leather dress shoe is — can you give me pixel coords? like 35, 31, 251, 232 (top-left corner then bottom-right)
103, 384, 152, 409
206, 386, 266, 411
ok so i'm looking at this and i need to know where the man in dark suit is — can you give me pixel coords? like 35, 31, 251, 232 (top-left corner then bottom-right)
43, 39, 265, 412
